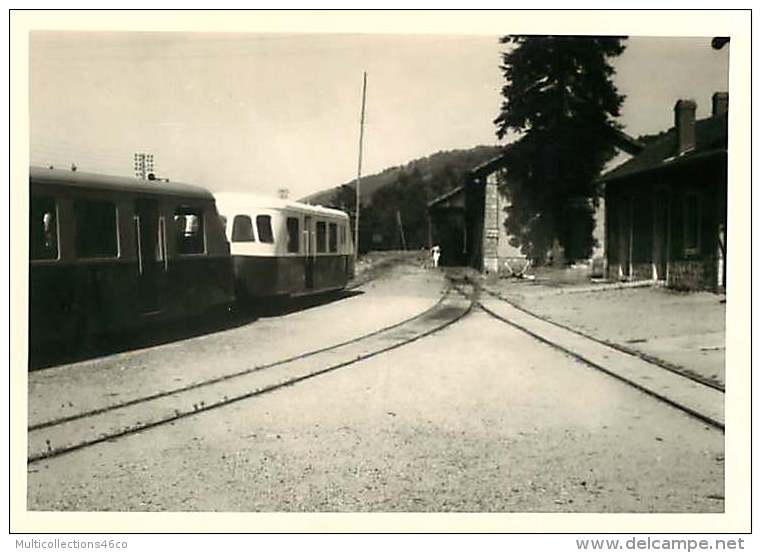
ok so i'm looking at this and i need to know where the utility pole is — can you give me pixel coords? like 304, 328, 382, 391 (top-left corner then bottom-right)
354, 72, 367, 259
396, 209, 407, 251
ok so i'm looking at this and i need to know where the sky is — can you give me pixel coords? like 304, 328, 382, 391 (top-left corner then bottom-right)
29, 33, 729, 200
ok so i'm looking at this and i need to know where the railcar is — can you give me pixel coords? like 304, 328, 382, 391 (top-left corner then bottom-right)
214, 193, 354, 300
29, 166, 235, 353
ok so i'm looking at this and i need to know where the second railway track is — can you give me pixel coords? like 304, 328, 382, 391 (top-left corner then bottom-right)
462, 279, 725, 431
30, 269, 721, 465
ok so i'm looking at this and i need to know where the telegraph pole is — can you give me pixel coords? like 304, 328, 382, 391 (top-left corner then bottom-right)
396, 210, 407, 251
354, 72, 367, 259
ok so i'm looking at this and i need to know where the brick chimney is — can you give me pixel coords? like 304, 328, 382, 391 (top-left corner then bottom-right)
674, 99, 697, 155
712, 91, 729, 117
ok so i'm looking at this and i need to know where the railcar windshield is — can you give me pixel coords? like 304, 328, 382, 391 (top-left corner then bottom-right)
232, 215, 256, 242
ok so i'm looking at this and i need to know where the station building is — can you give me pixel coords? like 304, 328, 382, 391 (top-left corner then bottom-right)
599, 93, 729, 292
427, 155, 522, 271
427, 155, 606, 274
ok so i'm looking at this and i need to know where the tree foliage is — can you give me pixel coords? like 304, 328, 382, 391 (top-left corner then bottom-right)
495, 35, 626, 262
324, 146, 501, 253
352, 165, 455, 253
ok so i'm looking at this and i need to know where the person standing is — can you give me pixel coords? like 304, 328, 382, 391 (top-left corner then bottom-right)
431, 244, 441, 268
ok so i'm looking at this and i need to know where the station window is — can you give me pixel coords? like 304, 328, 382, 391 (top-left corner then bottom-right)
683, 192, 701, 256
174, 206, 205, 254
286, 217, 300, 253
256, 215, 274, 243
328, 223, 338, 253
232, 215, 255, 242
74, 199, 118, 258
30, 196, 59, 261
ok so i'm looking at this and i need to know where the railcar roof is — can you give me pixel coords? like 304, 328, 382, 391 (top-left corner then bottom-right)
29, 166, 214, 199
215, 192, 349, 219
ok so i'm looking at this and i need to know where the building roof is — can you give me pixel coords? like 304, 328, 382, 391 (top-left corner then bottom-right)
468, 154, 507, 179
600, 114, 728, 183
464, 127, 644, 181
427, 185, 466, 209
607, 127, 646, 155
30, 166, 214, 199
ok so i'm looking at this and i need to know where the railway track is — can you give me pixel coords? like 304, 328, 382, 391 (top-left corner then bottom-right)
29, 267, 411, 433
28, 268, 721, 464
480, 285, 725, 392
465, 280, 725, 430
28, 284, 475, 463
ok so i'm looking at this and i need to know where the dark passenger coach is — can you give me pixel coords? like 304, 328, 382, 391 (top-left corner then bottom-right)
28, 166, 235, 355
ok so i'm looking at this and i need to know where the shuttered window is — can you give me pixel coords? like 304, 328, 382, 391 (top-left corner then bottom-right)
683, 192, 700, 255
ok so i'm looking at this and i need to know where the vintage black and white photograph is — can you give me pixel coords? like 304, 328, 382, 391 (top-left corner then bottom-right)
11, 9, 751, 532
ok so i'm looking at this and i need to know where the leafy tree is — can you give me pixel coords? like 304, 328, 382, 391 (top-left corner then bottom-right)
368, 167, 427, 250
495, 35, 626, 262
323, 146, 505, 254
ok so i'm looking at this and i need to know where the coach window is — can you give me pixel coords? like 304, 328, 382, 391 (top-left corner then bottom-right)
286, 217, 300, 253
256, 215, 274, 243
339, 224, 346, 247
232, 215, 255, 242
174, 207, 205, 254
328, 223, 338, 253
74, 199, 118, 258
30, 196, 59, 261
316, 221, 327, 253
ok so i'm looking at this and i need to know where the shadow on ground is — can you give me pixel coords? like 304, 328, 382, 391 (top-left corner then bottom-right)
29, 289, 364, 370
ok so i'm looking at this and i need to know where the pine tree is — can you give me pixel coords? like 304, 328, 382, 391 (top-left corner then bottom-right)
495, 35, 626, 262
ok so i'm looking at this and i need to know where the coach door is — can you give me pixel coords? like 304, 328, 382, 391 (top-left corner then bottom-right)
134, 199, 167, 313
304, 215, 315, 290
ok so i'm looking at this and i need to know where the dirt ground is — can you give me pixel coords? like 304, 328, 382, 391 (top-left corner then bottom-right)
489, 276, 726, 388
27, 254, 724, 514
29, 254, 446, 427
352, 250, 430, 284
28, 310, 723, 513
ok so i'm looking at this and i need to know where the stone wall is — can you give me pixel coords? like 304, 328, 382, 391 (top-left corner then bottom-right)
482, 173, 500, 273
668, 258, 718, 291
606, 261, 623, 281
631, 262, 654, 281
604, 261, 653, 282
